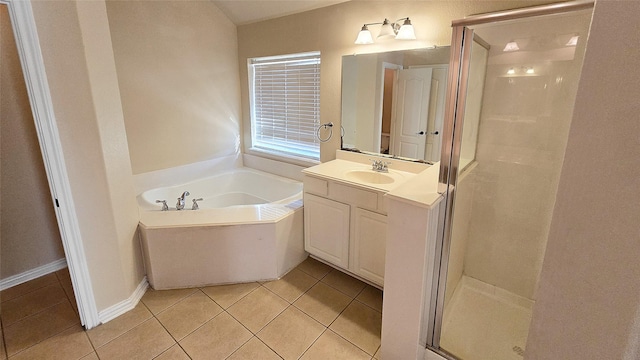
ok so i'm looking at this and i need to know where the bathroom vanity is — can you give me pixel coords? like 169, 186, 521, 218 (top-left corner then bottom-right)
302, 150, 429, 287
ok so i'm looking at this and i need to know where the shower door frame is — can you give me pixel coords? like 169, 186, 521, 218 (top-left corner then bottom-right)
427, 0, 595, 356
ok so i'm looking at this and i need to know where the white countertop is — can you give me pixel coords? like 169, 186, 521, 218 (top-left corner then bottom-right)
385, 164, 443, 209
302, 159, 417, 192
302, 150, 443, 208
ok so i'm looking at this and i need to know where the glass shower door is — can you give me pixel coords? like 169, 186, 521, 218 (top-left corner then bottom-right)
430, 4, 593, 360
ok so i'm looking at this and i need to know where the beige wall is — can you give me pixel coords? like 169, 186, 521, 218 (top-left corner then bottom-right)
237, 1, 548, 163
0, 4, 65, 279
526, 1, 640, 359
106, 1, 241, 175
31, 0, 144, 312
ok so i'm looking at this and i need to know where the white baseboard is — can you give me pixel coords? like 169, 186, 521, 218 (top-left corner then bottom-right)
98, 277, 149, 325
0, 258, 67, 291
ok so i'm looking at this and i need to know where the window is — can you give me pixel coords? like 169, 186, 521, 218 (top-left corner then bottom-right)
249, 52, 321, 161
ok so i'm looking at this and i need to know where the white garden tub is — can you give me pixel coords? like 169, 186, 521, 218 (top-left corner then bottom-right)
137, 167, 306, 290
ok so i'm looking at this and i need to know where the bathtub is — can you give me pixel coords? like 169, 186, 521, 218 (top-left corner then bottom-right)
137, 167, 307, 290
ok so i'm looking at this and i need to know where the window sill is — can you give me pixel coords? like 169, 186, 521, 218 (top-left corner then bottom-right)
246, 148, 320, 168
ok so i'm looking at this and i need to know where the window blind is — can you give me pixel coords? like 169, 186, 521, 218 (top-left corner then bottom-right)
249, 52, 321, 160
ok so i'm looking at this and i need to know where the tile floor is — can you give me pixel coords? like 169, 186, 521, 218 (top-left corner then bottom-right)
0, 257, 383, 359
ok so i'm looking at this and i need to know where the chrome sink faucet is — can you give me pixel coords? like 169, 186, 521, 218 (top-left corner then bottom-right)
176, 191, 190, 210
370, 159, 390, 173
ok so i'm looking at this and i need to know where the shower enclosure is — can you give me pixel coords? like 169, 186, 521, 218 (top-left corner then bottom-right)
428, 2, 594, 359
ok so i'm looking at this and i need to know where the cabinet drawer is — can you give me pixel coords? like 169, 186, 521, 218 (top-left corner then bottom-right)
303, 175, 328, 197
330, 182, 378, 211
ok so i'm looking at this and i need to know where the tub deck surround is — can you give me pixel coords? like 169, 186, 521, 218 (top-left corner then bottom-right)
138, 168, 302, 228
138, 167, 302, 211
137, 167, 306, 290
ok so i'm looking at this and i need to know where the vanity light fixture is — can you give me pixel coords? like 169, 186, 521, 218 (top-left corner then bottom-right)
526, 67, 535, 74
503, 40, 520, 52
354, 17, 416, 44
507, 67, 516, 75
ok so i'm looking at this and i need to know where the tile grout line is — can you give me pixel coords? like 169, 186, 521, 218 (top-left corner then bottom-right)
0, 317, 7, 360
2, 283, 81, 359
82, 259, 380, 359
148, 308, 181, 358
321, 284, 381, 357
279, 263, 381, 356
142, 296, 200, 359
352, 286, 383, 314
145, 288, 199, 317
139, 300, 188, 360
2, 298, 69, 329
198, 284, 267, 338
237, 276, 322, 358
4, 320, 79, 359
90, 315, 160, 355
259, 265, 377, 358
297, 326, 329, 359
1, 285, 70, 328
0, 274, 60, 304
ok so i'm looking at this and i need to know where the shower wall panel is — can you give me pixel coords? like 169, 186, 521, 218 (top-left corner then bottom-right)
463, 49, 588, 299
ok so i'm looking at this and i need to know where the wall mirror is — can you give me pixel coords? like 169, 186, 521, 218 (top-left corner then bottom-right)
341, 46, 450, 163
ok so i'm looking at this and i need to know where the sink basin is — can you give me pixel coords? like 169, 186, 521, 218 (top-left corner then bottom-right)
344, 170, 397, 184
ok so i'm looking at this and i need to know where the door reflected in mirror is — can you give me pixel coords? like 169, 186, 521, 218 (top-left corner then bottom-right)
341, 47, 450, 163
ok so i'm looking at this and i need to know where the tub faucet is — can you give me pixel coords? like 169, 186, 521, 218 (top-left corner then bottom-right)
155, 200, 169, 211
176, 191, 190, 210
192, 198, 203, 210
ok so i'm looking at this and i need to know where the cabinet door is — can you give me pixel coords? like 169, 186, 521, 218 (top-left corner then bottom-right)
353, 208, 387, 286
304, 193, 350, 268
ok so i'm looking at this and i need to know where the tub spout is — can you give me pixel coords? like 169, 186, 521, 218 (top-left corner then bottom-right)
176, 191, 190, 210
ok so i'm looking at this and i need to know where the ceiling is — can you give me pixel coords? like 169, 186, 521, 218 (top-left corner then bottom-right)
212, 0, 349, 25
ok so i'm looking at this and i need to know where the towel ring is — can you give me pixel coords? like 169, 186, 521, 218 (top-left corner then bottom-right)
316, 122, 334, 142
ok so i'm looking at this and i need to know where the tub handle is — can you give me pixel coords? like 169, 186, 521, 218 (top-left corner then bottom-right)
155, 200, 169, 211
192, 198, 204, 210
